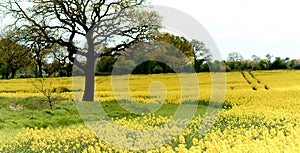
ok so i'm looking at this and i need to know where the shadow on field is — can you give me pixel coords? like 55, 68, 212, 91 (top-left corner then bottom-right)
99, 100, 232, 119
0, 96, 232, 130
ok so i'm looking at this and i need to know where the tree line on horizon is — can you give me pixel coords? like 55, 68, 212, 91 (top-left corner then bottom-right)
0, 29, 299, 79
224, 52, 300, 71
1, 32, 299, 79
0, 31, 300, 79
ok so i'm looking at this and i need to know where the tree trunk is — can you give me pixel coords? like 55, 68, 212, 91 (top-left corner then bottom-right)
82, 58, 95, 102
37, 60, 43, 78
11, 69, 16, 79
66, 51, 75, 77
81, 33, 97, 101
5, 68, 9, 79
66, 63, 73, 77
49, 100, 54, 110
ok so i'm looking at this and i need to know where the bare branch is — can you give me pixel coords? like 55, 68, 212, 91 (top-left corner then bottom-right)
31, 78, 61, 109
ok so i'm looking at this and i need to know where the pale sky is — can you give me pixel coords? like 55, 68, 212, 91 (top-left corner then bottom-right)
152, 0, 300, 60
1, 1, 300, 60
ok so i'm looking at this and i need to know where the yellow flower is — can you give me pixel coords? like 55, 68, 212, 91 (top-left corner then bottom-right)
192, 138, 198, 145
178, 135, 185, 144
270, 128, 276, 136
88, 145, 95, 153
82, 148, 88, 153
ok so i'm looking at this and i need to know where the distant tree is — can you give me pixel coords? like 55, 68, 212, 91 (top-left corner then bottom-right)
96, 56, 117, 75
30, 38, 52, 78
210, 60, 225, 72
191, 40, 211, 72
240, 60, 251, 70
0, 38, 32, 79
8, 29, 53, 78
284, 57, 291, 68
99, 33, 206, 74
249, 55, 259, 70
112, 36, 195, 75
289, 59, 300, 69
223, 52, 295, 71
113, 56, 136, 74
43, 60, 69, 77
131, 60, 157, 74
156, 33, 194, 61
151, 33, 211, 73
46, 45, 71, 77
251, 55, 260, 61
265, 53, 273, 70
266, 53, 273, 61
258, 59, 269, 70
198, 62, 210, 72
227, 52, 244, 62
96, 33, 211, 74
226, 52, 244, 71
122, 33, 194, 74
191, 40, 212, 61
272, 57, 287, 70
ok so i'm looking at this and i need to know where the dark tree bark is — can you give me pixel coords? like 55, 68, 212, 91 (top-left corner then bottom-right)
11, 68, 17, 79
82, 60, 96, 101
36, 59, 43, 78
5, 68, 9, 79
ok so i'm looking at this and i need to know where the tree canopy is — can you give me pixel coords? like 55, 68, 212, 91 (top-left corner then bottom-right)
1, 0, 162, 101
0, 38, 32, 79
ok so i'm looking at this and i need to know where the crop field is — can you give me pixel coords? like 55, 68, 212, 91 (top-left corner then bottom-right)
1, 70, 300, 152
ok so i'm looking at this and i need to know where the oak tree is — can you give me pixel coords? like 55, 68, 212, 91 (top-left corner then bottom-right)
1, 0, 161, 101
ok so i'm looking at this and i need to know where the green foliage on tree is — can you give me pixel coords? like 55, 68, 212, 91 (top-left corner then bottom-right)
95, 33, 212, 74
0, 38, 32, 79
272, 57, 287, 70
156, 33, 194, 60
289, 59, 300, 69
225, 53, 294, 71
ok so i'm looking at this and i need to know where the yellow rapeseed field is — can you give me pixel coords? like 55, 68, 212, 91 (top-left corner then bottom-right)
1, 70, 300, 152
